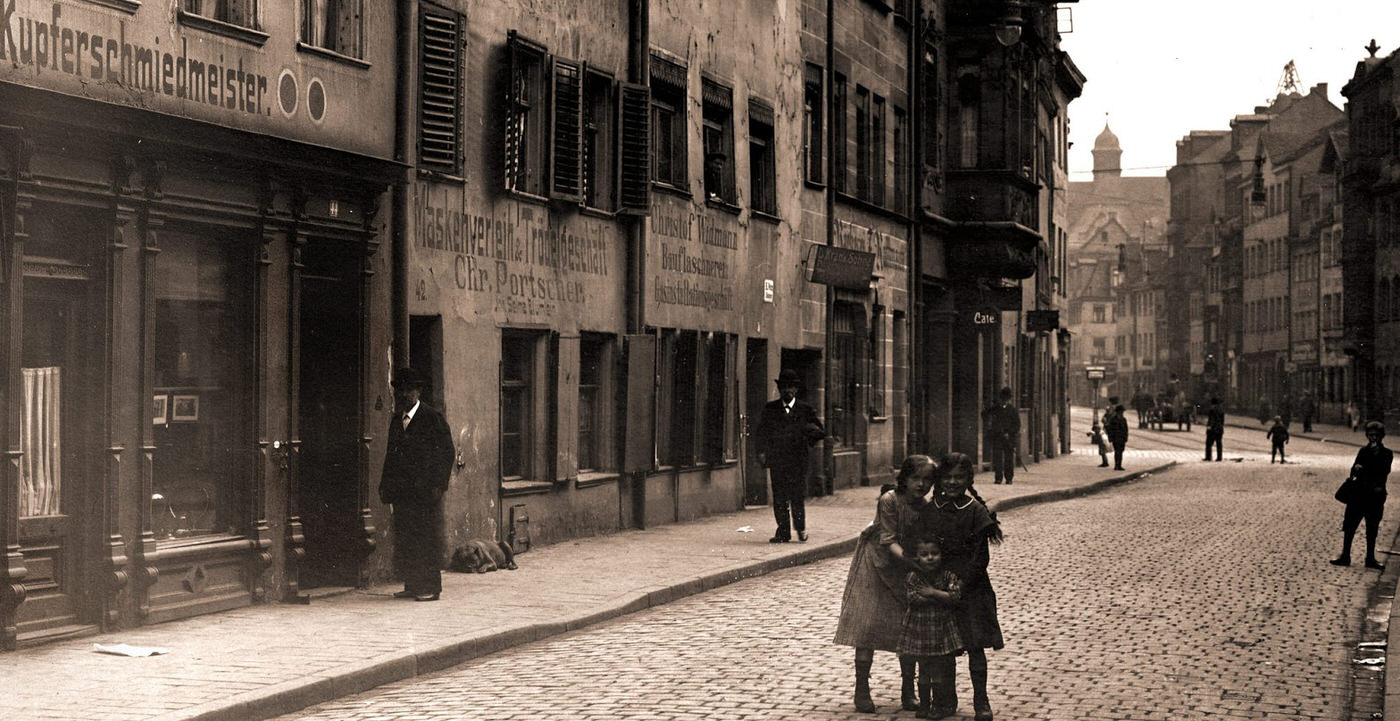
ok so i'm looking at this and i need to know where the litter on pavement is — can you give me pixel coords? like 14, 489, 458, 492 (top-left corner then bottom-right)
93, 643, 169, 657
736, 526, 754, 533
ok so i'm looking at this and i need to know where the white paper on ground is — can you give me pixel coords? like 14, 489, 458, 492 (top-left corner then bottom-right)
93, 643, 169, 657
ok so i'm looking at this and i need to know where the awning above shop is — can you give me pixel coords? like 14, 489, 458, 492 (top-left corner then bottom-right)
946, 221, 1040, 280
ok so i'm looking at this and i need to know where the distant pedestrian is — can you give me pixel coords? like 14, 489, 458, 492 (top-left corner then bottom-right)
1346, 400, 1361, 431
1104, 404, 1129, 471
1173, 389, 1192, 431
755, 369, 826, 543
1204, 397, 1225, 462
834, 454, 935, 714
379, 367, 456, 602
1300, 391, 1316, 433
1087, 423, 1109, 467
1266, 416, 1289, 464
1279, 395, 1293, 429
1331, 421, 1393, 570
919, 453, 1004, 721
984, 386, 1019, 485
896, 536, 964, 719
1258, 395, 1272, 425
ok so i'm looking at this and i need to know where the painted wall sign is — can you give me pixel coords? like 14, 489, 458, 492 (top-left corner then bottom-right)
0, 1, 394, 156
647, 196, 739, 321
412, 185, 620, 321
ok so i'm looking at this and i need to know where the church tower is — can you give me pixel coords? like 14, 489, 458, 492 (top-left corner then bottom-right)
1092, 121, 1123, 179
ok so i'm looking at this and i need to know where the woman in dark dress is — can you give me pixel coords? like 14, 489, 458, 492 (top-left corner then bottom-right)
834, 454, 935, 713
919, 452, 1004, 721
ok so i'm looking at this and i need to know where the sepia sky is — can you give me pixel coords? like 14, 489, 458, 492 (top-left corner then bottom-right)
1059, 0, 1400, 179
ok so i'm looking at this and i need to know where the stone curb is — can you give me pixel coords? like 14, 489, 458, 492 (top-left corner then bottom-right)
167, 461, 1179, 721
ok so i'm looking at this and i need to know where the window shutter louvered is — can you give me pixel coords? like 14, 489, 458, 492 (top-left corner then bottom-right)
419, 8, 463, 173
618, 82, 651, 214
504, 31, 525, 190
550, 57, 584, 202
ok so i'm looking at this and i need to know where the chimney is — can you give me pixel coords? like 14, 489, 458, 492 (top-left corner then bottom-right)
1312, 82, 1328, 98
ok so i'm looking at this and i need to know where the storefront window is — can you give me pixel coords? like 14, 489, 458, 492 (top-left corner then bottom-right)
152, 231, 251, 539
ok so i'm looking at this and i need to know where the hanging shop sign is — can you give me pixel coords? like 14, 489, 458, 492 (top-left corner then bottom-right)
807, 245, 875, 289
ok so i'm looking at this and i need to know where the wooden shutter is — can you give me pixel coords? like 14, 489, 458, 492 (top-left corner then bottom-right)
550, 57, 584, 202
617, 82, 651, 214
420, 8, 463, 173
623, 334, 656, 473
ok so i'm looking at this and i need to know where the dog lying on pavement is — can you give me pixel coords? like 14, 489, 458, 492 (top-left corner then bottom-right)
449, 539, 518, 573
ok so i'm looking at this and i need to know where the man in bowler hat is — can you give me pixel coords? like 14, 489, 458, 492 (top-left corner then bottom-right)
755, 369, 825, 543
379, 367, 455, 601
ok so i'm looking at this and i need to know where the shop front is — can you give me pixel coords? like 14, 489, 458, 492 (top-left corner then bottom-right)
0, 1, 400, 648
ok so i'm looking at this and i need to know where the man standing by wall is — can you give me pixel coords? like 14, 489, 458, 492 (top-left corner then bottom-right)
755, 369, 825, 543
379, 368, 456, 601
986, 386, 1020, 484
1104, 400, 1129, 471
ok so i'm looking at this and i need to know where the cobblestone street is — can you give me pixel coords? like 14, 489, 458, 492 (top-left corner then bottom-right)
276, 429, 1383, 721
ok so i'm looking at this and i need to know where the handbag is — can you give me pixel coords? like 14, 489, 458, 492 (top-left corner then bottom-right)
1335, 476, 1360, 504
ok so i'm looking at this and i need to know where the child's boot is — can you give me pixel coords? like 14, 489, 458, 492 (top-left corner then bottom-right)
853, 658, 876, 713
915, 677, 932, 718
928, 656, 957, 719
970, 650, 993, 721
900, 656, 918, 711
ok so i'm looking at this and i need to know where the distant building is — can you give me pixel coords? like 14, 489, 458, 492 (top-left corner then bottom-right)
1065, 123, 1167, 405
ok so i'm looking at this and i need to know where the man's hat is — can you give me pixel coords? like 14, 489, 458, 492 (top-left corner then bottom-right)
1108, 395, 1120, 405
392, 367, 428, 389
775, 369, 803, 388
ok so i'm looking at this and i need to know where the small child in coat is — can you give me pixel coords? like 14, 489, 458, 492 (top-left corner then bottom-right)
1087, 423, 1108, 467
1267, 415, 1289, 463
896, 536, 964, 719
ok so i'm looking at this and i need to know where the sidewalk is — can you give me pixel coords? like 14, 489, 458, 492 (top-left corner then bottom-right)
5, 453, 1176, 721
1222, 414, 1364, 447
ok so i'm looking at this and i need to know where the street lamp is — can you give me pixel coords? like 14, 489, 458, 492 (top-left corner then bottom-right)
995, 0, 1024, 46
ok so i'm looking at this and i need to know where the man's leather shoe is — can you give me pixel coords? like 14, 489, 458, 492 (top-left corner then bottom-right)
393, 590, 416, 599
769, 535, 790, 543
414, 593, 440, 602
1366, 559, 1385, 570
797, 531, 808, 542
1330, 557, 1350, 567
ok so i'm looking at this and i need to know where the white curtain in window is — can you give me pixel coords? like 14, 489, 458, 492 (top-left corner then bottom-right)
20, 367, 62, 518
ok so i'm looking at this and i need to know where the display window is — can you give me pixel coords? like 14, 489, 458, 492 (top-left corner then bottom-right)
152, 230, 252, 540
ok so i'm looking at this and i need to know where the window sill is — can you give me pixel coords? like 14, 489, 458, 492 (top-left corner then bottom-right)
502, 479, 555, 496
581, 205, 619, 220
506, 188, 551, 206
651, 182, 692, 200
82, 0, 140, 13
296, 42, 372, 70
575, 471, 621, 488
419, 168, 466, 184
835, 190, 912, 224
869, 414, 890, 423
750, 209, 782, 225
178, 11, 269, 46
804, 178, 827, 191
705, 197, 742, 215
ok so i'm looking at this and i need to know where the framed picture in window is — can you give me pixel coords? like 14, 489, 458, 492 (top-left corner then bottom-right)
171, 394, 199, 422
153, 394, 168, 425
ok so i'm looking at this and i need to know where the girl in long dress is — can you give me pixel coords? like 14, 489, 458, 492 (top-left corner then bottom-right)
833, 454, 935, 713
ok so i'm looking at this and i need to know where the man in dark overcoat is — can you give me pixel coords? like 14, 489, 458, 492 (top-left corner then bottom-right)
1331, 421, 1393, 570
755, 369, 825, 543
985, 386, 1020, 484
380, 367, 456, 601
1104, 403, 1130, 471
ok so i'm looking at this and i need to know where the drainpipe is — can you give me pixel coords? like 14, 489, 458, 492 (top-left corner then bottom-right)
625, 0, 649, 528
908, 4, 922, 454
824, 0, 836, 491
391, 0, 414, 369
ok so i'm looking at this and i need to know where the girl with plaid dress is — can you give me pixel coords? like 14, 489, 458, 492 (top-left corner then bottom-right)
896, 536, 964, 719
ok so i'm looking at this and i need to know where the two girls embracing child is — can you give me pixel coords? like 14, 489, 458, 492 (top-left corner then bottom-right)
886, 452, 1005, 720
